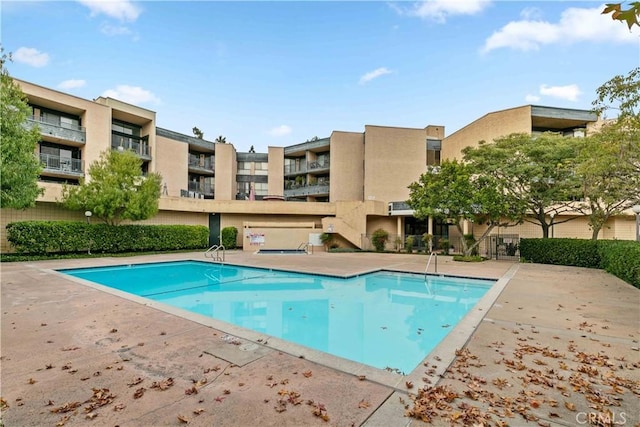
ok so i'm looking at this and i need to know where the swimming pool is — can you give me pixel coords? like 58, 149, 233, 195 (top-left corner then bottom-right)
59, 261, 493, 373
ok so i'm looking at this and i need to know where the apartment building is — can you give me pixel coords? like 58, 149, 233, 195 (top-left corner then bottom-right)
1, 79, 636, 253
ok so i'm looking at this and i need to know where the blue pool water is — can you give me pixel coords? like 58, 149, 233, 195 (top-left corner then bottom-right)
59, 261, 493, 373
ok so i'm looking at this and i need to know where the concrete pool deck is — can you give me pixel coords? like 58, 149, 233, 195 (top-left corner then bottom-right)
1, 251, 638, 426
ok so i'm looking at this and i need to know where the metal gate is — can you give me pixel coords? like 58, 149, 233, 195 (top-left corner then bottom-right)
488, 234, 520, 260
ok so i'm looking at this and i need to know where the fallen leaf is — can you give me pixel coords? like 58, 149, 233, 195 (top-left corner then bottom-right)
177, 414, 189, 424
358, 399, 370, 409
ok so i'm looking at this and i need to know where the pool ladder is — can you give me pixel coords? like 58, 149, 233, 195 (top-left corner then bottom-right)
204, 244, 225, 262
297, 242, 312, 254
425, 251, 438, 278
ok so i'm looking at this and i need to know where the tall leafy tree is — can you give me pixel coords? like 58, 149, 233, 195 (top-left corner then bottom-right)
462, 133, 582, 238
407, 160, 525, 256
61, 150, 162, 225
576, 67, 640, 239
592, 67, 640, 174
0, 51, 43, 208
574, 129, 640, 239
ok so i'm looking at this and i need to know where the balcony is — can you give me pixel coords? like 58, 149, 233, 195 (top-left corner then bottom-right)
284, 182, 330, 198
25, 116, 86, 145
111, 136, 151, 160
308, 160, 330, 173
188, 157, 215, 175
183, 181, 214, 199
39, 153, 84, 177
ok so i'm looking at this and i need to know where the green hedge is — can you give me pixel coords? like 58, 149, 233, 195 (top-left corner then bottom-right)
221, 226, 238, 249
520, 238, 639, 288
6, 221, 209, 254
597, 240, 640, 288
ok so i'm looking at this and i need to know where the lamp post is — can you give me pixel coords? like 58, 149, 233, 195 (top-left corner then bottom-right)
550, 211, 556, 238
632, 205, 640, 242
84, 211, 92, 255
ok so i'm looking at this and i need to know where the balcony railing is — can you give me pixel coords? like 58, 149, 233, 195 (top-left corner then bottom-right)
25, 116, 86, 144
188, 157, 214, 171
284, 183, 330, 198
187, 181, 214, 197
308, 160, 330, 171
39, 153, 84, 174
111, 136, 151, 159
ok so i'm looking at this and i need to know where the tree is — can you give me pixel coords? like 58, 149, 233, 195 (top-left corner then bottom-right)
407, 160, 525, 256
602, 2, 640, 29
61, 150, 162, 225
192, 126, 204, 139
592, 67, 640, 174
573, 129, 640, 239
215, 135, 226, 144
462, 133, 582, 238
0, 50, 44, 209
576, 67, 640, 239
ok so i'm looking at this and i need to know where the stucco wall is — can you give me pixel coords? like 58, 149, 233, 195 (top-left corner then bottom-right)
442, 105, 532, 160
214, 143, 237, 200
329, 131, 364, 202
155, 135, 189, 197
267, 146, 284, 196
363, 125, 427, 204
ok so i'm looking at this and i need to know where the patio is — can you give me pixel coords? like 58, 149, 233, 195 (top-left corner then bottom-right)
1, 251, 638, 426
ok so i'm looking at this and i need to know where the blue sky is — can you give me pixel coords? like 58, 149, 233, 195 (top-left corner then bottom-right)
3, 1, 639, 153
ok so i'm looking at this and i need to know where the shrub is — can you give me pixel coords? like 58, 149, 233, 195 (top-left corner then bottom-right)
597, 240, 640, 288
221, 226, 238, 249
520, 238, 639, 288
453, 255, 485, 262
405, 236, 415, 254
371, 229, 389, 252
519, 238, 599, 268
6, 221, 208, 255
320, 232, 334, 250
422, 233, 433, 252
439, 238, 450, 255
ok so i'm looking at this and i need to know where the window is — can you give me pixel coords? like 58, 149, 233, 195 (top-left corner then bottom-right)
254, 182, 268, 196
255, 162, 268, 175
427, 139, 441, 166
237, 161, 251, 175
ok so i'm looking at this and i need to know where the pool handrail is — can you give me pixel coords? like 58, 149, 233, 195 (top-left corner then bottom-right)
425, 251, 438, 277
204, 244, 225, 262
297, 242, 312, 254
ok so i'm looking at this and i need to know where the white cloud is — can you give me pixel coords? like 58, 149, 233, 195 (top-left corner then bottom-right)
359, 67, 393, 85
482, 5, 638, 53
100, 23, 132, 36
539, 84, 581, 102
77, 0, 141, 22
102, 85, 160, 105
519, 7, 542, 20
58, 79, 86, 90
268, 125, 292, 137
525, 94, 540, 103
14, 47, 49, 67
393, 0, 491, 23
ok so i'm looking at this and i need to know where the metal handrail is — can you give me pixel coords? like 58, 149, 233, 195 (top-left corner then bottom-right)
204, 244, 225, 262
297, 242, 312, 254
425, 251, 438, 278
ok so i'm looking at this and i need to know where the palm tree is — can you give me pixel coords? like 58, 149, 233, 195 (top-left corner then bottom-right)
215, 135, 226, 144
